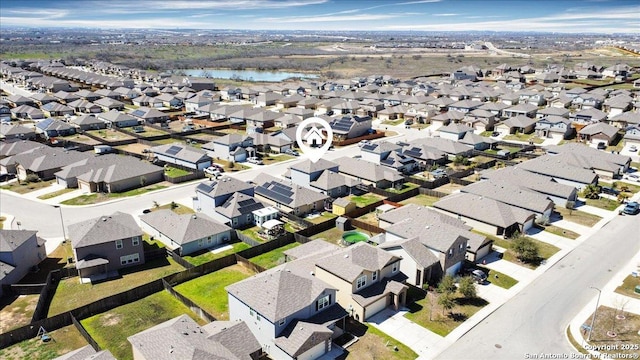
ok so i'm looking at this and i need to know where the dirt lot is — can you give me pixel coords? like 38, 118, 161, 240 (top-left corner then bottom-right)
114, 143, 151, 155
434, 183, 466, 194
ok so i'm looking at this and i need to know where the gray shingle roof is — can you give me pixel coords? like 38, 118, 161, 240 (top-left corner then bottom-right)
55, 154, 163, 184
69, 212, 141, 249
53, 345, 116, 360
5, 146, 91, 172
333, 157, 404, 183
360, 141, 400, 155
379, 237, 440, 268
409, 137, 472, 156
517, 154, 599, 184
480, 166, 577, 199
379, 203, 469, 229
315, 242, 400, 283
140, 210, 230, 246
216, 192, 265, 218
290, 158, 338, 174
461, 179, 554, 214
203, 321, 261, 360
254, 174, 329, 208
578, 122, 618, 138
151, 143, 210, 164
434, 193, 535, 228
309, 171, 358, 191
196, 177, 254, 199
274, 320, 333, 358
0, 230, 38, 252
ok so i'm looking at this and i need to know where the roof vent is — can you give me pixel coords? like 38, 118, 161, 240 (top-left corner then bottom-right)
344, 254, 349, 258
192, 214, 197, 219
102, 217, 107, 222
425, 225, 429, 229
310, 271, 315, 276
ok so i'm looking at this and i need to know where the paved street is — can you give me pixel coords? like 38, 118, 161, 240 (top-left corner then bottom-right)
435, 213, 640, 360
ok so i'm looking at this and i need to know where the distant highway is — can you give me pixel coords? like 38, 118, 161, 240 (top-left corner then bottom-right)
484, 42, 532, 58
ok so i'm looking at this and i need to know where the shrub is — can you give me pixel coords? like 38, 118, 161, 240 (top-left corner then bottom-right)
229, 161, 235, 169
458, 276, 477, 298
512, 235, 540, 264
437, 274, 456, 294
25, 174, 41, 183
438, 292, 456, 315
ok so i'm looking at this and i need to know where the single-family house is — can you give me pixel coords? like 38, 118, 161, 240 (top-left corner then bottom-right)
571, 108, 608, 125
329, 116, 372, 142
459, 132, 496, 151
0, 230, 46, 297
127, 315, 262, 360
70, 114, 107, 131
10, 104, 44, 120
139, 211, 232, 256
429, 110, 465, 129
204, 134, 254, 163
150, 143, 211, 171
184, 95, 212, 113
98, 109, 140, 128
94, 97, 125, 112
462, 109, 496, 133
623, 125, 640, 146
406, 137, 473, 160
254, 174, 330, 216
461, 179, 555, 219
41, 101, 75, 117
69, 212, 144, 282
0, 123, 37, 141
6, 146, 91, 181
290, 158, 339, 187
192, 176, 263, 227
438, 123, 474, 141
609, 112, 640, 129
502, 103, 538, 118
544, 143, 630, 178
35, 118, 76, 139
517, 154, 599, 188
496, 115, 537, 135
535, 115, 574, 140
334, 156, 405, 189
67, 99, 102, 114
130, 107, 170, 124
578, 122, 619, 145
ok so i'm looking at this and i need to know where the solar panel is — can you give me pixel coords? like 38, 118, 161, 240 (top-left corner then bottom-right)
132, 109, 145, 117
166, 145, 182, 156
361, 144, 377, 151
256, 186, 293, 205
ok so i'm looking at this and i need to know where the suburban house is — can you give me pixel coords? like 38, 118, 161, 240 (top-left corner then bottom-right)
204, 134, 254, 163
329, 116, 372, 142
130, 107, 170, 124
334, 156, 405, 189
462, 109, 496, 133
480, 167, 578, 207
10, 104, 44, 120
0, 123, 37, 141
288, 158, 359, 197
41, 101, 75, 117
192, 177, 265, 228
69, 212, 144, 282
184, 94, 212, 112
150, 143, 211, 171
535, 116, 574, 140
98, 109, 140, 128
35, 118, 76, 139
438, 123, 474, 141
536, 107, 570, 119
496, 115, 537, 135
3, 146, 91, 181
405, 137, 473, 160
245, 110, 282, 134
67, 99, 102, 114
544, 143, 630, 179
609, 112, 640, 129
459, 132, 496, 151
94, 97, 125, 112
0, 230, 46, 297
139, 210, 232, 256
461, 179, 555, 219
254, 174, 330, 216
502, 103, 538, 118
571, 108, 608, 126
70, 114, 107, 131
54, 154, 164, 193
127, 315, 262, 360
434, 193, 537, 237
252, 132, 295, 154
624, 125, 640, 146
577, 122, 619, 145
429, 110, 465, 129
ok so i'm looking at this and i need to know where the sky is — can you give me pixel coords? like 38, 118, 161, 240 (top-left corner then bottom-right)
1, 0, 638, 33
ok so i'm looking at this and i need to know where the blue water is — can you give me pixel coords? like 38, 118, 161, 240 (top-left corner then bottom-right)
181, 69, 318, 82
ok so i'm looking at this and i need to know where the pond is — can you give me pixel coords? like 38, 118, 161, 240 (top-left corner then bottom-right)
181, 69, 318, 82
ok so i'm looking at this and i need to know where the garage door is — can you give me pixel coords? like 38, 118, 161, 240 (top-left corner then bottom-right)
57, 178, 68, 188
79, 181, 92, 193
365, 297, 388, 320
475, 243, 492, 262
523, 218, 534, 232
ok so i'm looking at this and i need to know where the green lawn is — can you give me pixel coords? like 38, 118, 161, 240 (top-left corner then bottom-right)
183, 242, 251, 266
61, 185, 168, 205
554, 207, 602, 227
0, 179, 56, 194
541, 224, 580, 240
240, 226, 267, 243
37, 188, 75, 200
48, 257, 184, 316
477, 232, 561, 269
465, 262, 518, 289
164, 166, 192, 178
82, 291, 207, 360
348, 193, 385, 208
344, 319, 418, 360
382, 119, 405, 126
615, 181, 640, 194
581, 196, 621, 211
260, 154, 295, 165
404, 287, 488, 337
386, 182, 420, 194
614, 275, 640, 300
399, 194, 441, 207
174, 264, 255, 320
0, 325, 87, 360
249, 242, 300, 269
502, 133, 544, 144
214, 159, 250, 172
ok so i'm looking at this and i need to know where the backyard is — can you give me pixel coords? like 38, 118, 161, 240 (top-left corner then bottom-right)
61, 184, 168, 205
0, 325, 87, 360
404, 287, 489, 337
86, 129, 135, 141
249, 242, 300, 269
399, 194, 442, 207
347, 193, 385, 208
0, 294, 39, 333
306, 211, 337, 224
554, 207, 602, 227
48, 257, 184, 316
163, 166, 192, 179
82, 291, 207, 360
174, 264, 256, 320
182, 242, 251, 266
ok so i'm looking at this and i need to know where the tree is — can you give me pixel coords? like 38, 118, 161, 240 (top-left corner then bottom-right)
152, 201, 160, 209
458, 276, 477, 298
512, 235, 540, 264
438, 292, 456, 315
229, 161, 235, 169
437, 274, 456, 294
139, 175, 147, 188
566, 201, 576, 215
582, 184, 600, 200
170, 201, 178, 210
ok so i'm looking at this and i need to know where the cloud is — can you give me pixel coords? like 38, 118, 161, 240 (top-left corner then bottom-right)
432, 13, 459, 17
136, 0, 329, 10
260, 13, 399, 23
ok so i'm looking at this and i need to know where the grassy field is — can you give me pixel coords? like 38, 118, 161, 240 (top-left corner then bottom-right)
554, 207, 602, 227
541, 224, 580, 240
614, 275, 640, 300
348, 193, 385, 207
249, 242, 300, 269
342, 318, 418, 360
404, 287, 488, 337
48, 257, 184, 316
478, 232, 561, 269
37, 188, 75, 200
399, 194, 441, 207
0, 294, 39, 333
82, 291, 207, 360
61, 184, 168, 205
0, 179, 56, 194
174, 264, 256, 320
583, 306, 640, 359
0, 325, 87, 360
182, 242, 251, 266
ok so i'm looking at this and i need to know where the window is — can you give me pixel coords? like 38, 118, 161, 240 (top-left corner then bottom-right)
207, 236, 212, 244
392, 262, 399, 273
132, 237, 139, 246
372, 271, 378, 282
115, 239, 123, 249
316, 295, 330, 311
247, 214, 252, 222
356, 275, 367, 289
120, 253, 140, 265
279, 318, 286, 326
198, 239, 204, 247
249, 308, 254, 316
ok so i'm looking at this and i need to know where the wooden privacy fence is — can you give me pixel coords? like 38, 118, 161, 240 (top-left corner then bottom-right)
162, 279, 217, 323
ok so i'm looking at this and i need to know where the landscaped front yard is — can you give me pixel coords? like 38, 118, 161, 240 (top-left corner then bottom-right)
541, 224, 580, 240
152, 202, 195, 215
182, 242, 251, 266
249, 242, 300, 269
341, 318, 417, 360
0, 324, 87, 360
554, 207, 602, 227
614, 275, 640, 300
478, 232, 561, 269
164, 166, 192, 178
48, 257, 184, 316
174, 264, 256, 320
404, 287, 488, 337
581, 196, 621, 211
0, 179, 56, 194
260, 153, 295, 165
82, 291, 207, 360
0, 294, 39, 333
61, 184, 168, 205
502, 133, 544, 144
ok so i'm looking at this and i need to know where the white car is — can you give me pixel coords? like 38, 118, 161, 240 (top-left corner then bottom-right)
629, 145, 637, 152
247, 157, 263, 165
204, 167, 221, 177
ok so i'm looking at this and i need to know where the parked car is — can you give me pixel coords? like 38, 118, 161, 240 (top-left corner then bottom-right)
204, 167, 222, 177
624, 174, 640, 182
285, 149, 300, 156
622, 201, 639, 215
600, 186, 620, 196
247, 157, 263, 165
209, 163, 224, 171
463, 269, 488, 284
629, 145, 638, 152
597, 142, 607, 150
491, 131, 500, 137
0, 173, 16, 182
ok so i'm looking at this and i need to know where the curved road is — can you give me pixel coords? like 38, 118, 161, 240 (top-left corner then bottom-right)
436, 214, 640, 360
